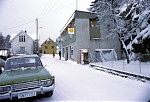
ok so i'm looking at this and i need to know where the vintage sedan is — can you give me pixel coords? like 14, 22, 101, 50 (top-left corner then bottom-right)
0, 58, 5, 68
0, 55, 55, 100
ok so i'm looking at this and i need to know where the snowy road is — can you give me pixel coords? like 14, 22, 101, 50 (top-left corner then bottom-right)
36, 54, 149, 101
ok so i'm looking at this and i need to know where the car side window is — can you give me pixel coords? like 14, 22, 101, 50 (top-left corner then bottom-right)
35, 57, 43, 67
5, 59, 11, 70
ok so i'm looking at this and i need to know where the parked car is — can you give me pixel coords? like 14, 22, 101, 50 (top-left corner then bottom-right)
0, 55, 55, 100
0, 58, 5, 68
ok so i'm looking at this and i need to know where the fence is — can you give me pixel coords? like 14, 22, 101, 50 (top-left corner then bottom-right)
89, 53, 150, 78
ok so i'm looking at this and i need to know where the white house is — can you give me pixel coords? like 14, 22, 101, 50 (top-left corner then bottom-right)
10, 30, 34, 55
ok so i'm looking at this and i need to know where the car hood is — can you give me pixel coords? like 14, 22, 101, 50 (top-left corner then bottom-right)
0, 66, 51, 86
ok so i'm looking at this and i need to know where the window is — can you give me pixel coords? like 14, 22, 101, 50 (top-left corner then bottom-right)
70, 46, 74, 60
70, 34, 72, 39
19, 36, 26, 42
48, 41, 50, 44
45, 46, 47, 49
52, 46, 54, 49
90, 20, 100, 39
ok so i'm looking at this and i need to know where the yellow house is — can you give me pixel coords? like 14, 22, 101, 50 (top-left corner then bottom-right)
41, 38, 57, 54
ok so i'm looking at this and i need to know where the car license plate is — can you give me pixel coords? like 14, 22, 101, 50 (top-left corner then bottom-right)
18, 91, 36, 99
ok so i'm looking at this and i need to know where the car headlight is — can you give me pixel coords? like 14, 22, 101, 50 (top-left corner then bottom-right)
47, 80, 52, 85
0, 85, 11, 93
40, 80, 52, 86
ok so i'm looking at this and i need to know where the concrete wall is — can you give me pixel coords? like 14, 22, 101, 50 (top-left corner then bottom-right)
75, 18, 90, 63
89, 35, 121, 62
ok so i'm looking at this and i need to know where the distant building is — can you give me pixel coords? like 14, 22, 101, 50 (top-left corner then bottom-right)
60, 10, 121, 64
0, 33, 11, 56
41, 38, 57, 54
10, 30, 34, 54
56, 36, 62, 51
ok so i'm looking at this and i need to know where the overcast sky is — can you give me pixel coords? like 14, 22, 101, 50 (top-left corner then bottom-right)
0, 0, 93, 44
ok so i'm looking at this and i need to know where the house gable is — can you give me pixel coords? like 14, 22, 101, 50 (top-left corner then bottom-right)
10, 30, 34, 54
41, 38, 57, 54
10, 30, 33, 43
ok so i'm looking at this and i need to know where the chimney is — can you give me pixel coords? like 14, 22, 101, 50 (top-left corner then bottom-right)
25, 30, 27, 33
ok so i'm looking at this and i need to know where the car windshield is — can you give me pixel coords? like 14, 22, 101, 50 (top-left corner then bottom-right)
0, 58, 5, 62
5, 57, 43, 70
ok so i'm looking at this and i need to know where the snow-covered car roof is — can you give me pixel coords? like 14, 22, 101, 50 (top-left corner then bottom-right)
8, 54, 39, 60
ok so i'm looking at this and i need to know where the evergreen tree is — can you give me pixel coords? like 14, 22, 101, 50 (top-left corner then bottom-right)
89, 0, 150, 63
0, 34, 4, 49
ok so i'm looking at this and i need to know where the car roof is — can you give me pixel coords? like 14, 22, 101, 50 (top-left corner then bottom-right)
8, 54, 39, 60
0, 58, 5, 62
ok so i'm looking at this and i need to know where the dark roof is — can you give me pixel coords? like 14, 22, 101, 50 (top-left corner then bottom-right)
74, 10, 96, 19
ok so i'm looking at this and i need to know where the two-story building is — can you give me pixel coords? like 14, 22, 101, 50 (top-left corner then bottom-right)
60, 10, 121, 64
41, 38, 57, 54
10, 30, 34, 55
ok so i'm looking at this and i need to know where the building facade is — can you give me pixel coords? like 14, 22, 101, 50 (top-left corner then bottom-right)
60, 10, 121, 64
41, 38, 57, 54
10, 30, 34, 55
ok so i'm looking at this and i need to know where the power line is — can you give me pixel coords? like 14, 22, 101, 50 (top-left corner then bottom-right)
0, 20, 35, 31
37, 0, 52, 18
39, 0, 61, 23
39, 0, 76, 27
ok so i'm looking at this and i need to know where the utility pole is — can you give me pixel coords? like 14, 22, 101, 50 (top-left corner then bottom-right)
36, 18, 39, 55
76, 0, 78, 10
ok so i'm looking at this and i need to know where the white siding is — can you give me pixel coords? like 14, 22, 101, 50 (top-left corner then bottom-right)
10, 31, 33, 55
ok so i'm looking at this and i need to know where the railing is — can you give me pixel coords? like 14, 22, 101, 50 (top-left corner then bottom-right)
89, 53, 150, 78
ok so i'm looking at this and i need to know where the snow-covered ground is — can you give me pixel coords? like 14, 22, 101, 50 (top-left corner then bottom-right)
38, 54, 150, 101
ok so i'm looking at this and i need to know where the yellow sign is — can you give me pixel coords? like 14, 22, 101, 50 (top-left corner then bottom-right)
68, 28, 74, 34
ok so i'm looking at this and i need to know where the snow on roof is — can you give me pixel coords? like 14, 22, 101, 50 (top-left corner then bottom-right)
10, 34, 16, 41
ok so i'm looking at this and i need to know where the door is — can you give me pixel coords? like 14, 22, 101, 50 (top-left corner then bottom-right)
83, 53, 88, 64
65, 47, 68, 61
80, 49, 88, 64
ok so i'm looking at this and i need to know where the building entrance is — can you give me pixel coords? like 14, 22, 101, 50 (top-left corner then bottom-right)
80, 49, 89, 64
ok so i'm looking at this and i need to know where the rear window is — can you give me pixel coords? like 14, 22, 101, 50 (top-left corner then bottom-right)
5, 57, 43, 70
